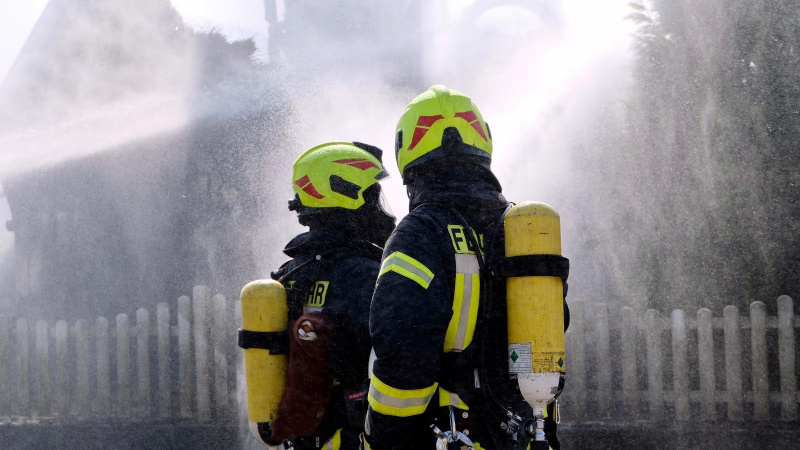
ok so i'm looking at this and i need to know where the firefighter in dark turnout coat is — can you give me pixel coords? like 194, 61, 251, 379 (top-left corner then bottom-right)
364, 86, 568, 450
270, 142, 395, 450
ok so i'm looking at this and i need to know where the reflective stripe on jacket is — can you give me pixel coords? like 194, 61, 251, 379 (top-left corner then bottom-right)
366, 201, 508, 449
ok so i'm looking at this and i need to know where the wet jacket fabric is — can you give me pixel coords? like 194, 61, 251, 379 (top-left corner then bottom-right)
271, 226, 383, 450
365, 176, 569, 450
366, 177, 510, 449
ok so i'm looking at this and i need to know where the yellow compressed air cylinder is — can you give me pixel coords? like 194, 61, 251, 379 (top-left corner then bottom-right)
240, 279, 288, 445
504, 202, 565, 414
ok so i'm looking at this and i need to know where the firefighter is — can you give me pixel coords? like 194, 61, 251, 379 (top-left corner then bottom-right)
267, 141, 396, 450
364, 86, 569, 450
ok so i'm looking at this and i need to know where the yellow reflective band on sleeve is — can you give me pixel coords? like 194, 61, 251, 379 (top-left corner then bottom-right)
368, 375, 438, 417
322, 429, 341, 450
378, 251, 435, 289
444, 254, 480, 352
438, 387, 469, 410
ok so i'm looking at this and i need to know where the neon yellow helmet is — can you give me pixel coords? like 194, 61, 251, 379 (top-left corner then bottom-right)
395, 85, 492, 178
291, 142, 389, 210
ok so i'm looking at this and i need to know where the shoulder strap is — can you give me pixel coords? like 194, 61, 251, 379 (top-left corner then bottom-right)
274, 250, 335, 319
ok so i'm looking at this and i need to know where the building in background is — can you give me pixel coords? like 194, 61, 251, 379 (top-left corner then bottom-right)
0, 0, 286, 320
0, 0, 423, 320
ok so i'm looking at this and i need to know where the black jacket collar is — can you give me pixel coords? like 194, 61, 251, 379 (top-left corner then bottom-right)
283, 227, 383, 261
408, 166, 507, 213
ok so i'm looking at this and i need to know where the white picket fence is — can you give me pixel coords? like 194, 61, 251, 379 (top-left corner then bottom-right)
561, 295, 799, 422
0, 286, 242, 422
0, 288, 797, 424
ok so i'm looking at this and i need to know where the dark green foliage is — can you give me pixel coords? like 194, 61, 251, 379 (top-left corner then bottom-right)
583, 0, 800, 312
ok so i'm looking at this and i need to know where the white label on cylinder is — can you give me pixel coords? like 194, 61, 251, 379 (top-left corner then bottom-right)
508, 342, 532, 373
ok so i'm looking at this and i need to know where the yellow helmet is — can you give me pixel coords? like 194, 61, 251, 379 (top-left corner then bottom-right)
291, 142, 389, 210
395, 85, 492, 178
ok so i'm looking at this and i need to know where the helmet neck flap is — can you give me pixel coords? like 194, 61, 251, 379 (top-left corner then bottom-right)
290, 183, 396, 247
405, 155, 505, 212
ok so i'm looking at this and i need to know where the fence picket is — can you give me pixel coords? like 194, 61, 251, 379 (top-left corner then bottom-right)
750, 301, 769, 419
212, 294, 229, 418
55, 320, 69, 416
645, 310, 664, 420
116, 313, 130, 417
621, 307, 638, 417
178, 295, 192, 417
16, 318, 30, 416
0, 316, 9, 416
671, 310, 689, 419
2, 290, 797, 425
96, 317, 110, 415
136, 308, 151, 415
697, 308, 715, 420
193, 286, 211, 422
35, 320, 49, 416
777, 295, 796, 420
157, 302, 171, 417
723, 306, 743, 420
594, 303, 611, 416
75, 319, 89, 417
565, 301, 586, 419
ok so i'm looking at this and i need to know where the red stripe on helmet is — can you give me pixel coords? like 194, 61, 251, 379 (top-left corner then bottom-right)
456, 110, 488, 141
348, 161, 379, 170
470, 121, 488, 141
416, 114, 444, 128
333, 158, 379, 170
295, 175, 325, 199
408, 127, 429, 151
454, 111, 478, 123
302, 184, 324, 199
408, 111, 489, 151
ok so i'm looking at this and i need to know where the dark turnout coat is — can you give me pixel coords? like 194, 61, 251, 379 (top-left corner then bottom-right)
365, 180, 569, 450
271, 227, 383, 450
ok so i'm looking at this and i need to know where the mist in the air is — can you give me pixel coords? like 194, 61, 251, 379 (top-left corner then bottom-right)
0, 0, 634, 314
1, 0, 799, 447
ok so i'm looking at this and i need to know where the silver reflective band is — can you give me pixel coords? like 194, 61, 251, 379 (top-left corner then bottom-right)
379, 252, 434, 288
368, 384, 433, 409
444, 390, 465, 408
452, 254, 479, 352
454, 273, 474, 351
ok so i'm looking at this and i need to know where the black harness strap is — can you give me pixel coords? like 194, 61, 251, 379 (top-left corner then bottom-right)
237, 329, 289, 355
495, 254, 569, 280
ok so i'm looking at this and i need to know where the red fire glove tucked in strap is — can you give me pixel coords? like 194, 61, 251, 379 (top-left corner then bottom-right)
270, 312, 334, 442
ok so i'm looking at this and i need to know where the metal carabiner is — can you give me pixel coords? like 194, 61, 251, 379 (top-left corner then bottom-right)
431, 407, 476, 450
